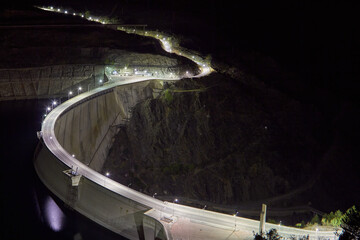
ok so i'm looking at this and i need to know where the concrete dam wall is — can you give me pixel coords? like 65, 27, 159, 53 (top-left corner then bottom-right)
53, 81, 156, 171
34, 80, 169, 240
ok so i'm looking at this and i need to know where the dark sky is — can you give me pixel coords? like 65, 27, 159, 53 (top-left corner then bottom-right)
13, 0, 354, 103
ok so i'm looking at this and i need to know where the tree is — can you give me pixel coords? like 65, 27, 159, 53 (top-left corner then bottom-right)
253, 228, 282, 240
310, 214, 320, 225
266, 229, 282, 240
339, 206, 360, 240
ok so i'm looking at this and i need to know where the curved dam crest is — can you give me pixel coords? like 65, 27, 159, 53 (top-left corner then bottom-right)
35, 79, 169, 240
54, 81, 156, 171
34, 76, 338, 240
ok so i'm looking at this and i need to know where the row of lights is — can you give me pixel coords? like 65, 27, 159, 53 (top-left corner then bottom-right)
43, 99, 59, 119
46, 6, 106, 24
126, 28, 211, 75
68, 86, 82, 99
44, 79, 103, 120
111, 67, 190, 78
44, 6, 210, 77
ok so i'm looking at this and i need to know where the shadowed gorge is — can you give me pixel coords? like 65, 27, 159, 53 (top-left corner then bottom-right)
104, 73, 325, 210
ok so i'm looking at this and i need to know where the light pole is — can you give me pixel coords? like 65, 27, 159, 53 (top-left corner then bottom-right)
234, 211, 239, 231
173, 198, 178, 216
68, 91, 73, 99
51, 100, 57, 110
279, 221, 282, 233
98, 79, 103, 86
77, 86, 82, 95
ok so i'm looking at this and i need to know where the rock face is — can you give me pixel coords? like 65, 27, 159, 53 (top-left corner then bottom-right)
0, 49, 196, 100
0, 8, 197, 100
0, 64, 101, 100
104, 73, 323, 206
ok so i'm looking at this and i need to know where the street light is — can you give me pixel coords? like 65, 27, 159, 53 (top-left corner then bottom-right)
68, 91, 73, 99
279, 221, 282, 232
173, 198, 178, 216
105, 172, 110, 177
78, 86, 82, 95
234, 211, 239, 231
52, 100, 57, 109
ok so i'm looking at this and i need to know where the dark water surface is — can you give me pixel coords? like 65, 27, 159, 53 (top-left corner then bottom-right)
0, 99, 126, 240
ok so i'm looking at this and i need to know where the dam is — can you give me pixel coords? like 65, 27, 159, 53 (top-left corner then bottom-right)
34, 78, 169, 239
32, 6, 339, 240
34, 76, 338, 240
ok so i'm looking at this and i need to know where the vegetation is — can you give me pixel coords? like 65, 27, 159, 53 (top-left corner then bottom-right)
292, 205, 359, 240
339, 206, 360, 240
163, 89, 173, 103
253, 229, 282, 240
322, 210, 344, 227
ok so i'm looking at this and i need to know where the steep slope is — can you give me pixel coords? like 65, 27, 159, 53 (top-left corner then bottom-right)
104, 73, 323, 206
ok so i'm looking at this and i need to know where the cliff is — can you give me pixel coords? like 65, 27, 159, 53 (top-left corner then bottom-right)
0, 7, 197, 100
104, 73, 323, 206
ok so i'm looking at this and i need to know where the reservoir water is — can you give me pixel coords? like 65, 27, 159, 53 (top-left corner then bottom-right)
0, 99, 126, 240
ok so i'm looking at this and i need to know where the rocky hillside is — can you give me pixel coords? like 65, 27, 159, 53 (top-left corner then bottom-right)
0, 6, 197, 100
104, 73, 324, 206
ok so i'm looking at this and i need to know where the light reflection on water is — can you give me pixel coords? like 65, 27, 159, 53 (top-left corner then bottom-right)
1, 99, 127, 240
44, 195, 66, 232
